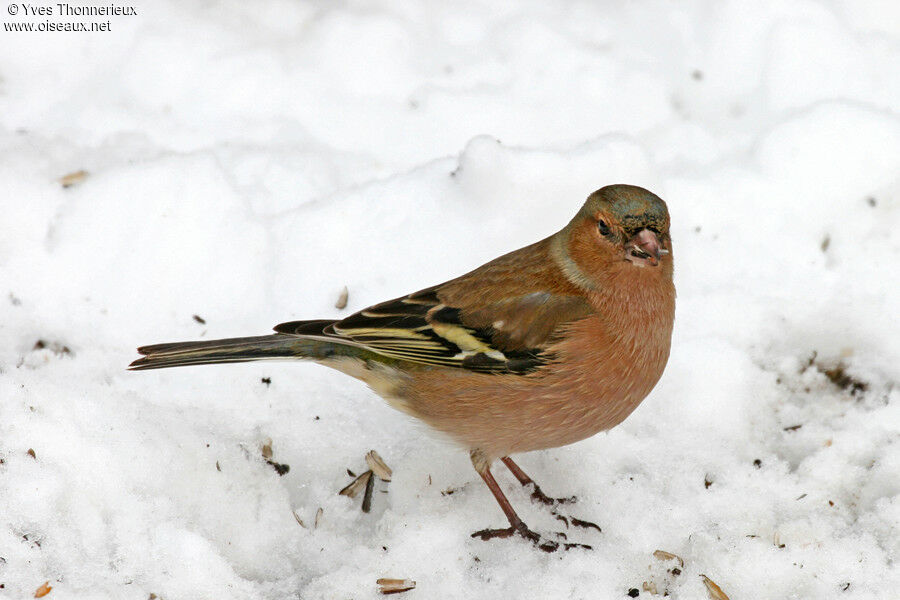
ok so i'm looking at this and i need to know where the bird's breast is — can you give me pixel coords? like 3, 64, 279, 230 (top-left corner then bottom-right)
399, 283, 674, 459
542, 308, 673, 439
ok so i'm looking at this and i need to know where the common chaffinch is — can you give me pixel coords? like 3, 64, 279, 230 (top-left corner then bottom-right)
131, 184, 675, 551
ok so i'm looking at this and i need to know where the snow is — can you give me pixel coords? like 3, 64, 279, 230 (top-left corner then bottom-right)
1, 1, 898, 598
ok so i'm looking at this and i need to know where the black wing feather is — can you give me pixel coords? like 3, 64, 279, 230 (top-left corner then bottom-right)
273, 288, 589, 375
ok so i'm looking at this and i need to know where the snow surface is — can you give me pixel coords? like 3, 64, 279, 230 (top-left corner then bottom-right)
1, 1, 899, 599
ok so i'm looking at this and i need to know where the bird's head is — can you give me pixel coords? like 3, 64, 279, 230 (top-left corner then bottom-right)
554, 185, 673, 289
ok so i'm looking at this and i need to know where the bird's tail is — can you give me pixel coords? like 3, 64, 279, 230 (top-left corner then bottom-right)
129, 334, 331, 370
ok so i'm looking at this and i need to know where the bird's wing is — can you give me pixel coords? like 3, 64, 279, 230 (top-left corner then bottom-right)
274, 287, 594, 374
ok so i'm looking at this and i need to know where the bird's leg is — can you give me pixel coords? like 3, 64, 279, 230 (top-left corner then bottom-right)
501, 456, 602, 534
500, 456, 576, 506
469, 450, 563, 552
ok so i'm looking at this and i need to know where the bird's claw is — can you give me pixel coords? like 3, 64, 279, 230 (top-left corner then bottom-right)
552, 510, 602, 533
526, 485, 601, 533
570, 516, 602, 532
562, 541, 593, 550
528, 483, 576, 506
471, 522, 591, 552
471, 523, 539, 543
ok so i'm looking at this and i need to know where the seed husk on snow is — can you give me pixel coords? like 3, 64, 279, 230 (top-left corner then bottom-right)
377, 578, 416, 595
292, 509, 305, 528
366, 450, 392, 481
339, 470, 373, 498
335, 286, 349, 310
35, 581, 52, 598
700, 575, 731, 600
261, 439, 273, 459
340, 450, 392, 513
361, 468, 376, 513
314, 507, 323, 529
59, 169, 88, 188
259, 439, 289, 475
653, 549, 685, 567
641, 550, 686, 596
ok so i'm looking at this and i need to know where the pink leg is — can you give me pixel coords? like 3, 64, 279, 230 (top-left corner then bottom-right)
501, 456, 575, 505
501, 456, 602, 533
470, 452, 591, 552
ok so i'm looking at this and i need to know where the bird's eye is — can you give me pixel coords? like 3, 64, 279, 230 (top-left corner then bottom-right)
597, 220, 611, 236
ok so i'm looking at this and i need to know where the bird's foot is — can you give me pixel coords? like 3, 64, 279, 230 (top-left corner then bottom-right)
471, 522, 591, 552
551, 511, 602, 533
527, 483, 576, 506
471, 523, 539, 544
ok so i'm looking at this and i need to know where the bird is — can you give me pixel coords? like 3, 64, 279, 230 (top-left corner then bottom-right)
130, 184, 675, 551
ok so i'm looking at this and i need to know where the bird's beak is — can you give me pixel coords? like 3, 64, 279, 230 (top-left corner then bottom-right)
625, 229, 665, 267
